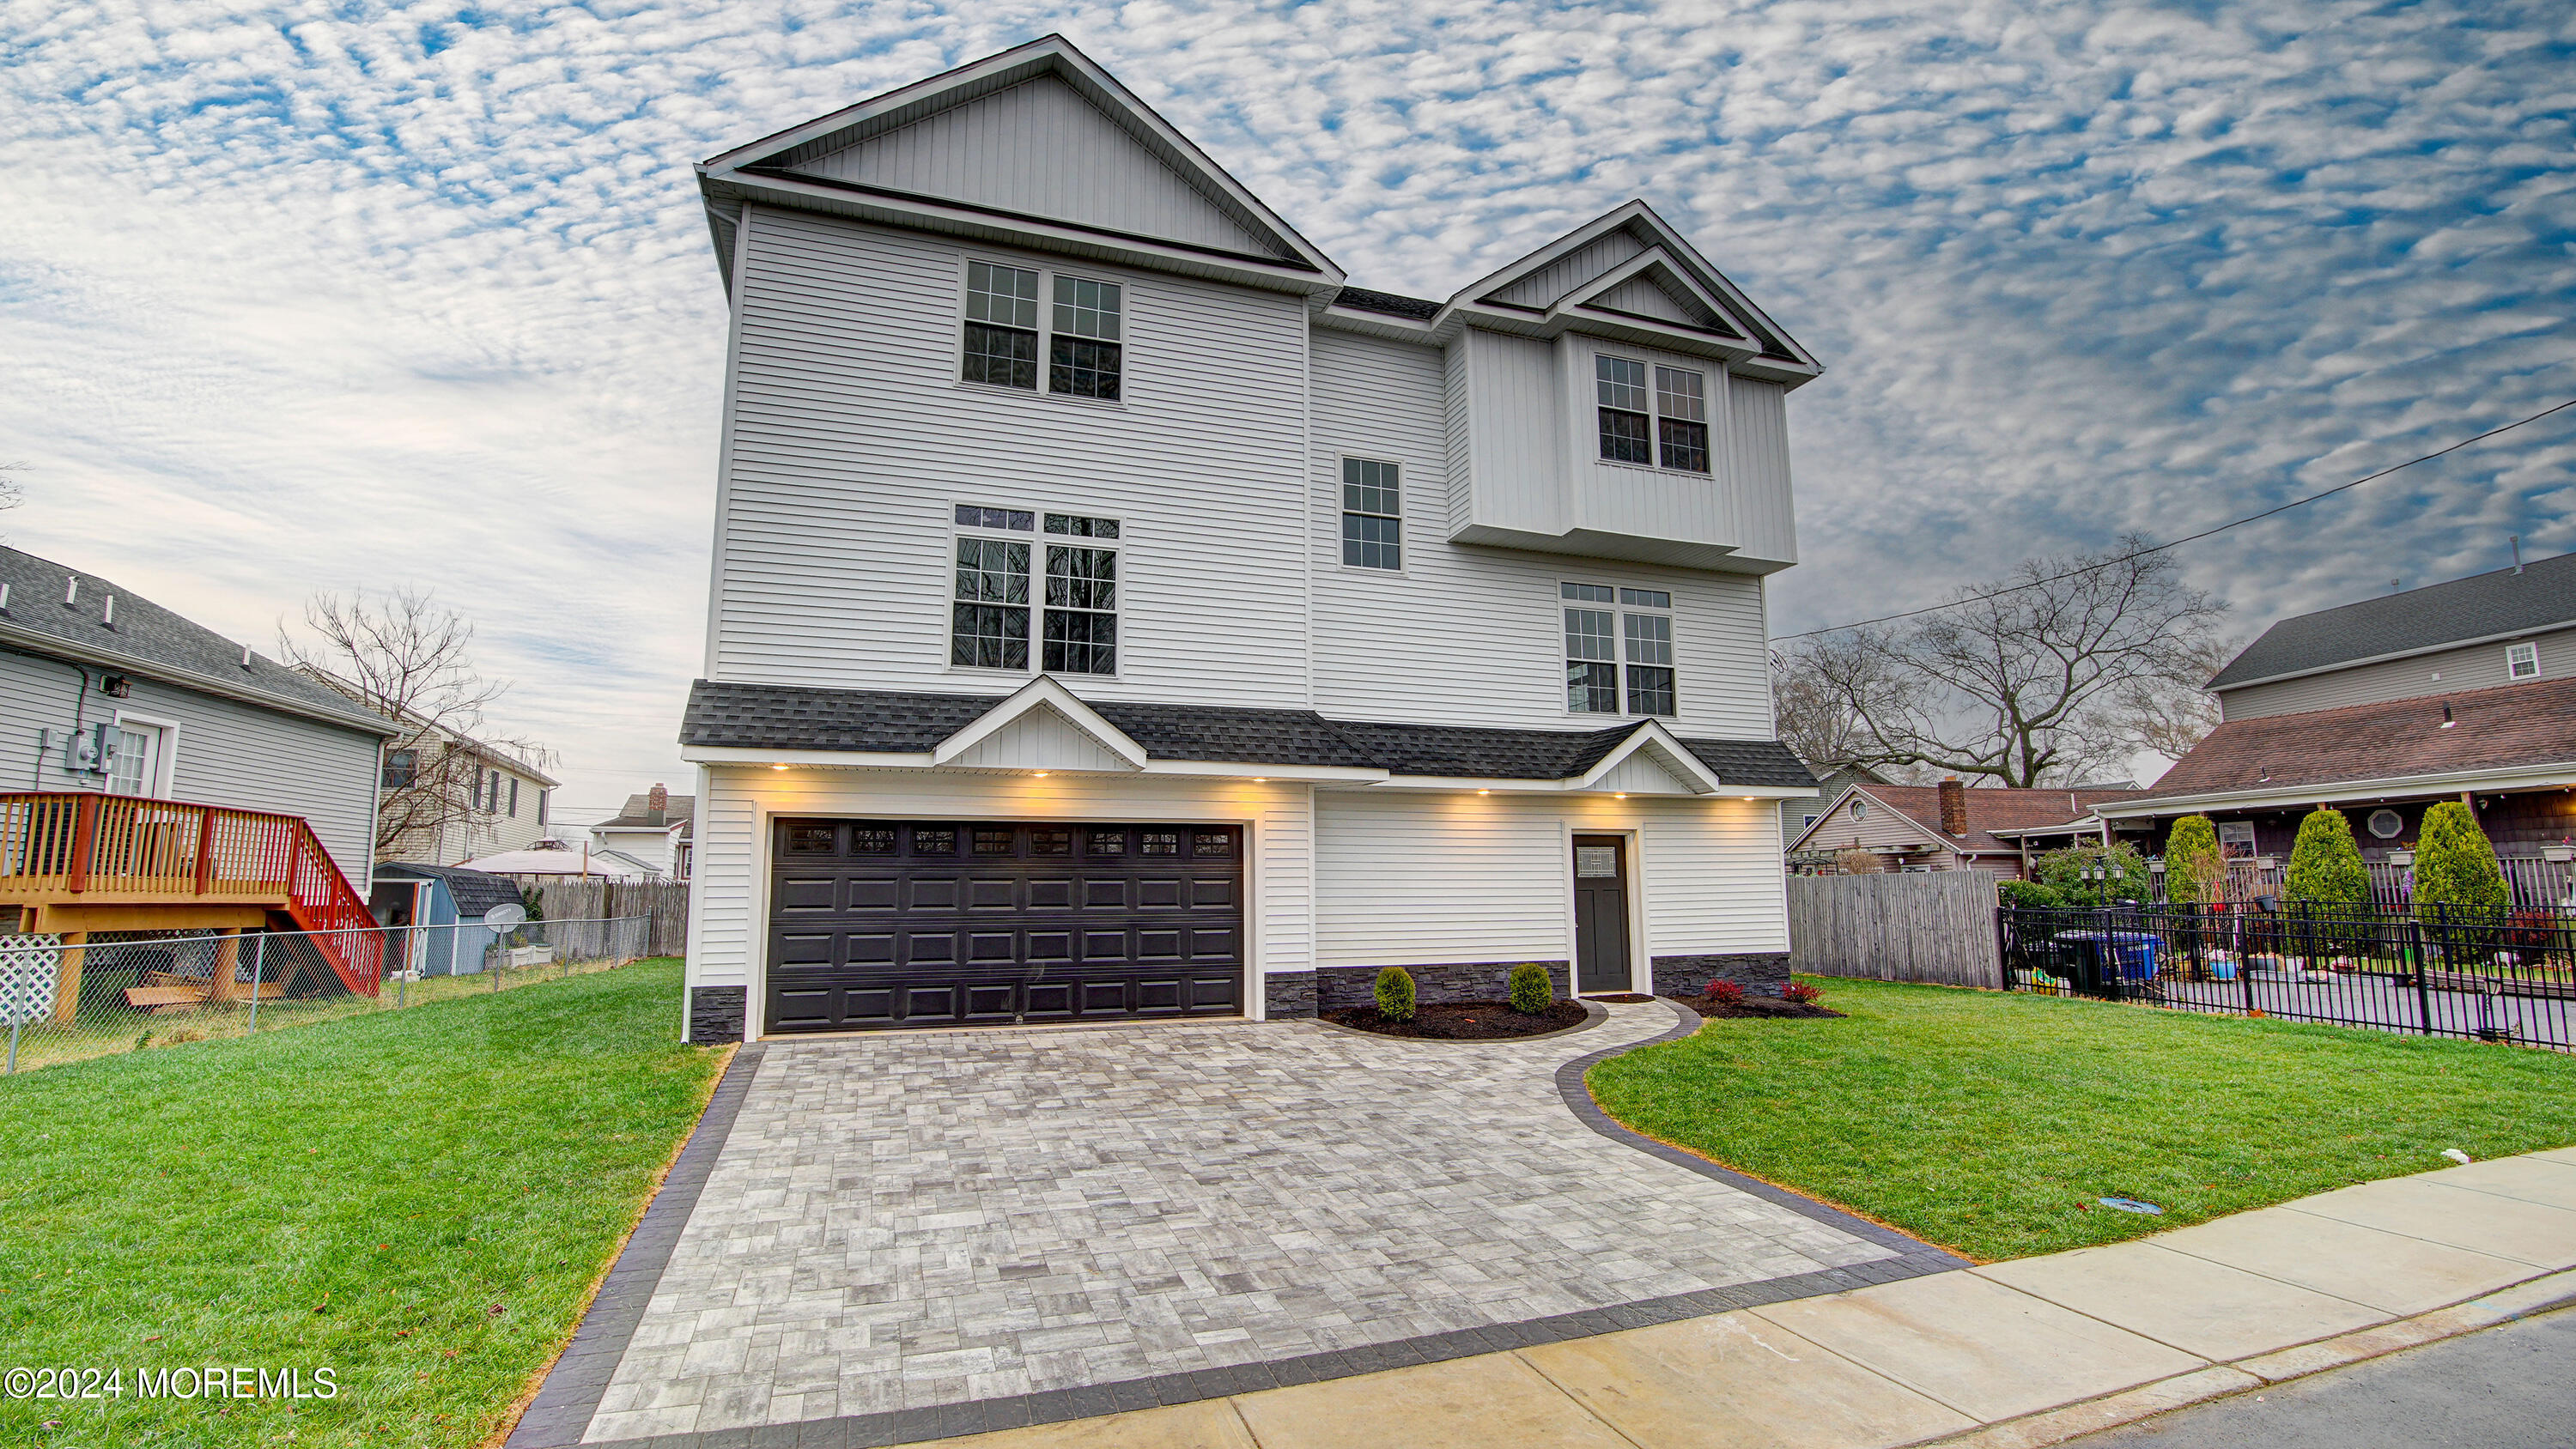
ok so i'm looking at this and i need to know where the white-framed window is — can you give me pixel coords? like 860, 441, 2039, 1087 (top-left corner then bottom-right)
1340, 458, 1401, 570
1042, 513, 1119, 675
959, 258, 1125, 401
950, 504, 1035, 670
2507, 641, 2541, 680
1562, 582, 1677, 717
1595, 353, 1710, 473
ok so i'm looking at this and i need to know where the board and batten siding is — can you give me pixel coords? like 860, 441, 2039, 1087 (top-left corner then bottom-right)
1309, 329, 1777, 737
685, 767, 1317, 1014
708, 208, 1314, 706
2216, 624, 2576, 721
0, 652, 381, 886
795, 75, 1279, 260
1312, 789, 1789, 971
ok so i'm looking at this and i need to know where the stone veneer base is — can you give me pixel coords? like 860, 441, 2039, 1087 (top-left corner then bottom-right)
1651, 952, 1792, 998
686, 985, 746, 1045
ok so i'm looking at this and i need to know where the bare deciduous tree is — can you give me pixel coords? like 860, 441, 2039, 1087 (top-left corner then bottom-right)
2110, 631, 2234, 762
1776, 537, 2227, 788
279, 589, 550, 859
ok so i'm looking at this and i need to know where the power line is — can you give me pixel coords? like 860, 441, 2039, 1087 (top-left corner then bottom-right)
1775, 397, 2576, 642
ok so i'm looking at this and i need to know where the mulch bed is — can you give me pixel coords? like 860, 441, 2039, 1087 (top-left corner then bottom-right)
1672, 993, 1846, 1020
1326, 998, 1590, 1040
1588, 993, 1656, 1003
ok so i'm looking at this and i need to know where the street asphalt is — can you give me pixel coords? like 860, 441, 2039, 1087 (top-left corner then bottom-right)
2071, 1307, 2576, 1448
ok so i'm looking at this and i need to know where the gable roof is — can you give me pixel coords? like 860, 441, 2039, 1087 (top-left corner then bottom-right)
596, 792, 696, 829
374, 863, 525, 919
697, 35, 1340, 295
2209, 551, 2576, 690
1791, 782, 2148, 855
0, 546, 393, 737
2136, 673, 2576, 801
677, 680, 1819, 789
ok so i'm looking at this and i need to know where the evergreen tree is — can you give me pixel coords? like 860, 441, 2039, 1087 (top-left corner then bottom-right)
2284, 808, 2369, 906
2163, 815, 2223, 906
2414, 801, 2508, 912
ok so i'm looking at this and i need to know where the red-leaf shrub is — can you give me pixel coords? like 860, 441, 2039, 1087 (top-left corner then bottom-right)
1780, 982, 1822, 1005
1704, 980, 1746, 1005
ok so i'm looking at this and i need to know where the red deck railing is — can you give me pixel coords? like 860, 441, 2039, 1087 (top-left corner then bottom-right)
0, 791, 382, 996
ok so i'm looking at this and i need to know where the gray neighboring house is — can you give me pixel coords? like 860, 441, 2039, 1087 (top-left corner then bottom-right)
589, 784, 692, 880
1781, 761, 1887, 851
0, 545, 392, 912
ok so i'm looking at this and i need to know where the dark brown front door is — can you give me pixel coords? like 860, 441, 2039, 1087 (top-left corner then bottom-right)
764, 819, 1244, 1033
1572, 834, 1631, 994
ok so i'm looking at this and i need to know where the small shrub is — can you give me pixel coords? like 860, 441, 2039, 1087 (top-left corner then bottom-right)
1506, 962, 1552, 1015
2034, 843, 2154, 906
1373, 967, 1416, 1022
1704, 979, 1746, 1005
2415, 801, 2508, 912
2163, 815, 2224, 906
1779, 981, 1822, 1005
2285, 807, 2370, 906
1996, 880, 2065, 909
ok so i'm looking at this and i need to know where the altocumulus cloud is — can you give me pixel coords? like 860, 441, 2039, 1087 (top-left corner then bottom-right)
1, 0, 2570, 808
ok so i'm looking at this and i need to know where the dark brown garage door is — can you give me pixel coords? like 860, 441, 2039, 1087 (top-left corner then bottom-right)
764, 818, 1244, 1033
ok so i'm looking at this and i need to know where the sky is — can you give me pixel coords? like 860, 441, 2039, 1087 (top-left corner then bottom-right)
2, 0, 2570, 819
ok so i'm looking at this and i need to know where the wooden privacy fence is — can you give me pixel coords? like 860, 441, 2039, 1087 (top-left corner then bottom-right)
498, 877, 689, 957
1788, 871, 2002, 988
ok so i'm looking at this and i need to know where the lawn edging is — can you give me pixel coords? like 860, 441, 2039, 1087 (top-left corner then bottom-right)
1560, 997, 1971, 1272
500, 1042, 769, 1449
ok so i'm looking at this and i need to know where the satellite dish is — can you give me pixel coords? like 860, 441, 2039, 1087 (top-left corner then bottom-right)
481, 903, 528, 933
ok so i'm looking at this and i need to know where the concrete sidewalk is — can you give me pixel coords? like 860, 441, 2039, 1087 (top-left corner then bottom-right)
906, 1148, 2576, 1449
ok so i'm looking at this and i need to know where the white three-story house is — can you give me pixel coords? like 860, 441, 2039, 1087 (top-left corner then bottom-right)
677, 37, 1823, 1043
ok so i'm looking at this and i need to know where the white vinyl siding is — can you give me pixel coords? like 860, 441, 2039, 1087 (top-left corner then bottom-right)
1308, 330, 1774, 736
708, 210, 1311, 706
1313, 790, 1788, 968
685, 767, 1316, 1009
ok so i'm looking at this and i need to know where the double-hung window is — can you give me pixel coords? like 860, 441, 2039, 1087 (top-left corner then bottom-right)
960, 260, 1124, 400
1042, 513, 1119, 674
1341, 458, 1401, 569
1598, 353, 1711, 473
2508, 641, 2542, 680
1564, 582, 1677, 717
1595, 356, 1652, 464
951, 506, 1034, 669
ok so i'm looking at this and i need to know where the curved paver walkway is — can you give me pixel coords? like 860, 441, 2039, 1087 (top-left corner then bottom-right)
538, 1003, 1959, 1447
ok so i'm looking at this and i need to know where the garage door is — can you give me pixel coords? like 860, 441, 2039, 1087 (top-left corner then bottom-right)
764, 818, 1244, 1033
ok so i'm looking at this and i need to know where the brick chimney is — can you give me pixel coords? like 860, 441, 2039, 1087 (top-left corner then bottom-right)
1938, 776, 1968, 837
646, 783, 668, 826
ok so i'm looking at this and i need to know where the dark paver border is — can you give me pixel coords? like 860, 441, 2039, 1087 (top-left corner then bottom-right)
555, 1002, 1962, 1449
505, 1043, 768, 1449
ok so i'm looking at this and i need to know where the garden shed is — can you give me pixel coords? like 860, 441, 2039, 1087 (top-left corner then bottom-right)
370, 864, 526, 978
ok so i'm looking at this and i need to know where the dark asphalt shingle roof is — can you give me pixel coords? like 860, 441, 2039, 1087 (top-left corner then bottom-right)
2210, 551, 2576, 688
1330, 287, 1443, 320
0, 546, 391, 734
681, 681, 1817, 787
375, 863, 526, 921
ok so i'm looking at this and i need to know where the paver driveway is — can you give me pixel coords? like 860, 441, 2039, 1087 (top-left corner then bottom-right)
564, 1001, 1949, 1446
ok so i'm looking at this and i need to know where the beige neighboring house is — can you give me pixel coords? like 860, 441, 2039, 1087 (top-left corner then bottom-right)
375, 733, 559, 867
591, 784, 691, 881
1789, 777, 2150, 878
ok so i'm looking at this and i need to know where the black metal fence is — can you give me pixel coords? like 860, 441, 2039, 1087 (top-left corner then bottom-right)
1997, 902, 2576, 1050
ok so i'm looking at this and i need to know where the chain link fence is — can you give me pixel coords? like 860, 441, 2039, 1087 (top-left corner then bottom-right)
0, 915, 657, 1075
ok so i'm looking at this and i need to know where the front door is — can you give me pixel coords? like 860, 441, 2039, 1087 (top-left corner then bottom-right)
1572, 834, 1631, 994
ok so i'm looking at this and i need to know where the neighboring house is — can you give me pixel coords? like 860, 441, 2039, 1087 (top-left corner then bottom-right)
458, 840, 659, 879
2099, 553, 2576, 905
590, 785, 691, 880
1789, 777, 2150, 879
674, 37, 1825, 1043
1780, 761, 1887, 849
295, 668, 560, 869
0, 547, 391, 992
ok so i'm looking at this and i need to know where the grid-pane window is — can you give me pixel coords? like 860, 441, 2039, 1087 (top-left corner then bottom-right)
955, 505, 1034, 531
1655, 367, 1710, 473
1044, 544, 1117, 674
1566, 607, 1619, 712
1049, 276, 1123, 398
1624, 613, 1676, 716
1596, 355, 1652, 464
962, 262, 1041, 390
1044, 512, 1120, 538
1341, 458, 1401, 569
951, 536, 1030, 669
2508, 641, 2541, 680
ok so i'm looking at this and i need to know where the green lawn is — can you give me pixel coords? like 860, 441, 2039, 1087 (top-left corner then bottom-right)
0, 959, 723, 1449
1588, 977, 2576, 1263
